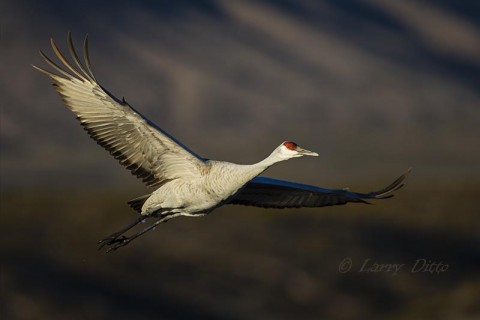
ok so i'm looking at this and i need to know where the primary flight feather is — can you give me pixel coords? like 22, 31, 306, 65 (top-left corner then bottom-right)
34, 34, 410, 252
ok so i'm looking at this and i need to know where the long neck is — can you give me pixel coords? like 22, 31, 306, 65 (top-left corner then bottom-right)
256, 150, 285, 169
244, 149, 285, 178
207, 150, 285, 198
222, 150, 285, 185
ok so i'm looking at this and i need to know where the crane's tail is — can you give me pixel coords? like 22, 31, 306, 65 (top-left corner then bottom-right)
128, 193, 151, 213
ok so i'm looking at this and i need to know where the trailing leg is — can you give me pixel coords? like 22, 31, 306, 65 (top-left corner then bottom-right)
103, 213, 177, 253
98, 216, 146, 250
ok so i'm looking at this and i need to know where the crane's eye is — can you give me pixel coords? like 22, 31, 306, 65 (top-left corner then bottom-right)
283, 141, 298, 150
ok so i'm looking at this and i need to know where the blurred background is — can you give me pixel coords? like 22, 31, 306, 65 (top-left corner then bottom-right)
1, 0, 479, 319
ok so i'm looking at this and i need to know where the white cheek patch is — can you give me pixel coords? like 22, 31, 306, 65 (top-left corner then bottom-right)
279, 146, 300, 158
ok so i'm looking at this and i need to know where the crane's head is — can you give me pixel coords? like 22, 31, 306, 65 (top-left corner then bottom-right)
277, 141, 319, 159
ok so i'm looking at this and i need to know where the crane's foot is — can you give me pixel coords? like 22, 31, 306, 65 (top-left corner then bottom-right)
97, 216, 145, 250
104, 237, 132, 253
98, 235, 127, 250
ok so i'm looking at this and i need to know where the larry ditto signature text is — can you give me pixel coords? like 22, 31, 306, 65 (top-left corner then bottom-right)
338, 258, 449, 275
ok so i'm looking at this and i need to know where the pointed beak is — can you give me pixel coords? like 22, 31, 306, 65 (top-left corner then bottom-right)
297, 147, 319, 157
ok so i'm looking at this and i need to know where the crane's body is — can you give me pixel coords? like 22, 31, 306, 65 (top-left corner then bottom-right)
143, 161, 262, 216
34, 34, 410, 252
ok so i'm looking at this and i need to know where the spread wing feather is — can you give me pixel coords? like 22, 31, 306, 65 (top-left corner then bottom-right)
229, 169, 411, 208
33, 33, 206, 188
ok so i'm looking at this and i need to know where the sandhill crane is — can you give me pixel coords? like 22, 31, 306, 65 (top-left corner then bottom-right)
34, 34, 410, 252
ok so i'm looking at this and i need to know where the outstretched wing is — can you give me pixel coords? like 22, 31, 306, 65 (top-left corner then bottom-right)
229, 169, 410, 208
33, 33, 207, 188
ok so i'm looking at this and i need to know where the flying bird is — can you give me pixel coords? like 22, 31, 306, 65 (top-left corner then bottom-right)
34, 34, 410, 252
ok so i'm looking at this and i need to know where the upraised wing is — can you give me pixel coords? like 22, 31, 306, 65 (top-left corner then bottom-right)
229, 169, 410, 208
33, 33, 207, 188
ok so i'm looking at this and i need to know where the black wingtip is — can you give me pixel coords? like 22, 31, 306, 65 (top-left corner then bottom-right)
369, 168, 411, 199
